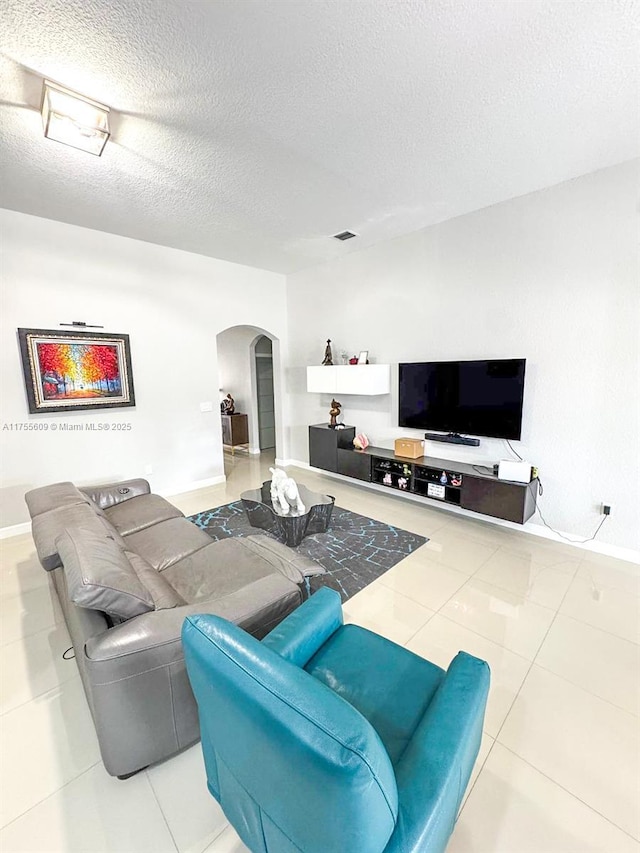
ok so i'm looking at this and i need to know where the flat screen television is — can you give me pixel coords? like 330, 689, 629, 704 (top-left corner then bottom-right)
398, 359, 526, 440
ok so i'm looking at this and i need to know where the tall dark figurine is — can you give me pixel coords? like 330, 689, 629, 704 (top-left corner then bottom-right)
322, 339, 333, 366
329, 398, 342, 427
220, 393, 235, 415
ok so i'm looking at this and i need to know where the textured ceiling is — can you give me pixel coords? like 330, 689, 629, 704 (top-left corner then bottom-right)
1, 0, 638, 273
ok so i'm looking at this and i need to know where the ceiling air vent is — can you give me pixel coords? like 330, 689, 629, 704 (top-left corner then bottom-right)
332, 230, 358, 241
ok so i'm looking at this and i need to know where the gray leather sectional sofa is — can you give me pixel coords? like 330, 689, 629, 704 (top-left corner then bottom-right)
25, 478, 321, 778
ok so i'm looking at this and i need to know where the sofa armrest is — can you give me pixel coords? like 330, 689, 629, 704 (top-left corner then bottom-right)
262, 587, 343, 667
383, 651, 490, 853
80, 478, 151, 509
85, 575, 303, 666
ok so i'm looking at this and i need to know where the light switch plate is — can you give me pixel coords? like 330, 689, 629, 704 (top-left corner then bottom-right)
200, 401, 213, 412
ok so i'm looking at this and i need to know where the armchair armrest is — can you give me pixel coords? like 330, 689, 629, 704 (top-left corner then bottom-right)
81, 478, 151, 509
262, 587, 343, 667
383, 651, 490, 853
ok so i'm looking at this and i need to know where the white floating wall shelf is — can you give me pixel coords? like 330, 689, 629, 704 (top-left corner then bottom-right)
306, 365, 391, 395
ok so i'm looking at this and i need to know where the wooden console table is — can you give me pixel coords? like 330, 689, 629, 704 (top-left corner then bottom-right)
222, 413, 249, 455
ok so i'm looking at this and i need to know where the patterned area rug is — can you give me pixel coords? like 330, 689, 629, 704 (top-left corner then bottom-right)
189, 501, 427, 601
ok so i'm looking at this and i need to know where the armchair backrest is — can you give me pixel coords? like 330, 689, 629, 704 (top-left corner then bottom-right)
182, 613, 398, 853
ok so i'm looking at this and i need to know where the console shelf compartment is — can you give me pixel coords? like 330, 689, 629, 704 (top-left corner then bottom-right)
309, 431, 537, 525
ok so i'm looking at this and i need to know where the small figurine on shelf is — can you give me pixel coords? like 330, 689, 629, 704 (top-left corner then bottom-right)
322, 339, 333, 366
398, 477, 409, 490
220, 393, 235, 415
353, 433, 370, 451
329, 398, 342, 427
383, 472, 393, 486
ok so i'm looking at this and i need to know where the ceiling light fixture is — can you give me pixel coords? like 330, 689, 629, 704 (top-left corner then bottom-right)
41, 80, 110, 156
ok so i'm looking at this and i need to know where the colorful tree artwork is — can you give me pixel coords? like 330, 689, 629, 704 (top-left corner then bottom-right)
18, 329, 135, 413
35, 342, 122, 399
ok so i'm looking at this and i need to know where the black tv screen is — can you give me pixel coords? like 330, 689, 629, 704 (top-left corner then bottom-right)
398, 359, 526, 440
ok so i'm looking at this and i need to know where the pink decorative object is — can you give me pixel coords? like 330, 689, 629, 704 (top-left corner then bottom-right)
353, 433, 370, 451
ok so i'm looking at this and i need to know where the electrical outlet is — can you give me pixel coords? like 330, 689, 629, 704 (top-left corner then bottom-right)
144, 464, 153, 476
601, 503, 612, 516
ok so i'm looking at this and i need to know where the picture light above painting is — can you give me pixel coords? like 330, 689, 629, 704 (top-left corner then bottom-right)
18, 328, 136, 414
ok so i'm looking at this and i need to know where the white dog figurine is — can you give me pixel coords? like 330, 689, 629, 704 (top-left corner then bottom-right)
269, 467, 306, 515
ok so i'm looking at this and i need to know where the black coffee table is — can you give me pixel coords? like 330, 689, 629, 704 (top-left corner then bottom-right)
240, 481, 335, 547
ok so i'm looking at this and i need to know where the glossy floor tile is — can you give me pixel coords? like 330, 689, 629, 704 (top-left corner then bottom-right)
0, 676, 101, 827
378, 551, 469, 611
440, 578, 556, 660
422, 527, 498, 574
578, 553, 640, 596
560, 574, 640, 644
0, 581, 64, 647
406, 614, 531, 738
495, 532, 580, 567
535, 613, 640, 715
0, 621, 77, 715
0, 544, 49, 602
1, 450, 638, 852
146, 745, 228, 853
450, 743, 640, 853
203, 825, 248, 853
474, 548, 578, 609
0, 763, 177, 853
499, 665, 640, 839
342, 581, 434, 644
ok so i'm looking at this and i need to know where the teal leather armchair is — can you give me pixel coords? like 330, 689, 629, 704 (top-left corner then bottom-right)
182, 587, 490, 853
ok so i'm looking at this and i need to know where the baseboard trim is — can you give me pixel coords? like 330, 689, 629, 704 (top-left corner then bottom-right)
162, 474, 226, 499
0, 521, 31, 540
275, 458, 302, 468
284, 460, 639, 565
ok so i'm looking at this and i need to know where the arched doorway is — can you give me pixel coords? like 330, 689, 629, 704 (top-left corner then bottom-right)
215, 324, 282, 461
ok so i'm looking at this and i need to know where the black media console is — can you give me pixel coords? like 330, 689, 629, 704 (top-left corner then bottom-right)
308, 424, 537, 525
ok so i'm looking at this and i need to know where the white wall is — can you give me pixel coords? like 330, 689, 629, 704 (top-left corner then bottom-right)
0, 210, 287, 528
285, 161, 639, 552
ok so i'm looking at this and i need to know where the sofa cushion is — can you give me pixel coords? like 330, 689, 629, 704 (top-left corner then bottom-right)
305, 624, 445, 766
163, 539, 285, 603
32, 502, 107, 571
25, 481, 86, 518
124, 517, 212, 571
56, 526, 155, 620
105, 494, 184, 536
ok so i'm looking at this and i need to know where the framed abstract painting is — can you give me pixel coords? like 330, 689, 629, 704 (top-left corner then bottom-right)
18, 328, 136, 413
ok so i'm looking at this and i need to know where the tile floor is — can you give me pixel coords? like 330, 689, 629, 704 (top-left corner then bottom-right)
1, 451, 638, 852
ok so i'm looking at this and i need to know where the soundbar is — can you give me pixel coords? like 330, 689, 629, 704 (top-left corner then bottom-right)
424, 432, 480, 448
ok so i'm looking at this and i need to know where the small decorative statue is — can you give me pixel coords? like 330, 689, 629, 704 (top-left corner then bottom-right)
353, 433, 370, 451
220, 393, 235, 414
322, 339, 333, 366
329, 398, 342, 427
269, 467, 306, 515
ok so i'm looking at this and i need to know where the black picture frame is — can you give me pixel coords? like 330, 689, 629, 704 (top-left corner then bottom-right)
18, 328, 136, 414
